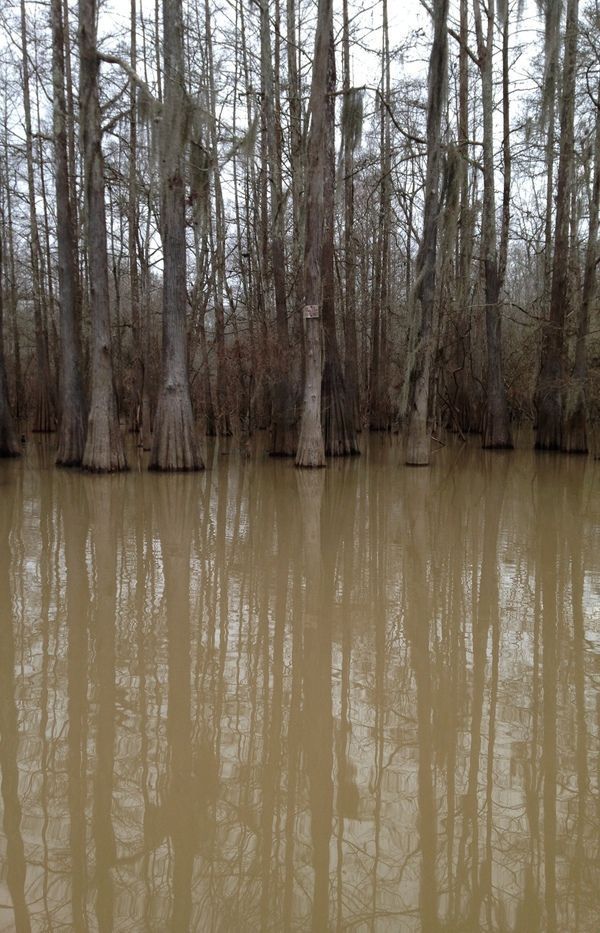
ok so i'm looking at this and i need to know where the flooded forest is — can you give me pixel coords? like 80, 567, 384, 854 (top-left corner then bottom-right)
0, 0, 599, 930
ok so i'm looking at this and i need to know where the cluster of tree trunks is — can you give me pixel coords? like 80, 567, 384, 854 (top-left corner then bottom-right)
0, 0, 599, 470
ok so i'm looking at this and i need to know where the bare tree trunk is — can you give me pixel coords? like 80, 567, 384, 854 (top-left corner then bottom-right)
473, 0, 513, 449
261, 0, 296, 456
535, 0, 579, 450
20, 0, 56, 434
452, 0, 479, 433
150, 0, 203, 470
405, 0, 449, 465
205, 0, 231, 437
0, 230, 20, 457
369, 0, 392, 432
286, 0, 304, 368
34, 41, 59, 389
128, 0, 144, 441
542, 0, 561, 301
79, 0, 127, 471
563, 82, 600, 452
296, 0, 332, 467
63, 0, 78, 236
139, 6, 156, 452
321, 22, 359, 456
498, 5, 511, 289
341, 0, 360, 433
2, 125, 22, 424
53, 0, 86, 466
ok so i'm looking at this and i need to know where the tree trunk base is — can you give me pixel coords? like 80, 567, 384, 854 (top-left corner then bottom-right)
405, 425, 431, 466
0, 424, 21, 458
483, 413, 513, 450
269, 439, 297, 458
56, 411, 86, 467
562, 394, 588, 454
296, 424, 325, 467
149, 385, 203, 471
482, 436, 513, 450
369, 421, 391, 432
323, 362, 360, 457
82, 403, 127, 472
296, 455, 326, 468
534, 390, 562, 450
297, 315, 325, 468
33, 385, 56, 433
203, 407, 216, 439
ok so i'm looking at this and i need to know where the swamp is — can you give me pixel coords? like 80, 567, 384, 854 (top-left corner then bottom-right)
1, 0, 600, 928
0, 435, 598, 930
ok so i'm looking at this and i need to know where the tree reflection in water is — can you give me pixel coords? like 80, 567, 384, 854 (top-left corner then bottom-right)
0, 437, 598, 931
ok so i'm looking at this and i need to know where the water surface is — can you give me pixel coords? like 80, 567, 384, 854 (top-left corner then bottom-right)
0, 437, 598, 932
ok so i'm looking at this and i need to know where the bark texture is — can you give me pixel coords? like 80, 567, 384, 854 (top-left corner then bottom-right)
53, 0, 86, 466
535, 0, 579, 450
563, 79, 597, 452
474, 0, 513, 449
405, 0, 449, 465
369, 1, 392, 432
0, 232, 20, 457
20, 0, 56, 434
321, 18, 359, 457
296, 0, 331, 468
262, 0, 296, 457
150, 0, 203, 470
341, 0, 360, 433
79, 0, 127, 471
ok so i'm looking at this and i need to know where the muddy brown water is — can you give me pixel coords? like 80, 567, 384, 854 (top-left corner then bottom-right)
0, 436, 598, 932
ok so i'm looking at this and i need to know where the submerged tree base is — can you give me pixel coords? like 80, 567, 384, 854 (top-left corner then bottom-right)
270, 425, 297, 458
0, 391, 21, 457
149, 387, 203, 471
0, 435, 21, 458
563, 394, 588, 454
82, 406, 128, 473
482, 414, 513, 450
482, 437, 513, 451
56, 415, 86, 468
323, 365, 360, 457
405, 422, 431, 466
534, 391, 563, 451
295, 425, 326, 467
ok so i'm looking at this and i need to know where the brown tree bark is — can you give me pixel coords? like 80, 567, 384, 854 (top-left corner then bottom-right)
261, 0, 296, 456
405, 0, 449, 465
535, 0, 579, 450
452, 0, 480, 433
286, 0, 304, 365
296, 0, 332, 467
20, 0, 56, 434
563, 82, 600, 452
341, 0, 360, 433
205, 0, 231, 437
1, 127, 22, 427
150, 0, 203, 470
369, 0, 392, 432
0, 229, 20, 457
79, 0, 127, 471
321, 20, 359, 457
52, 0, 87, 466
128, 0, 144, 442
473, 0, 513, 449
